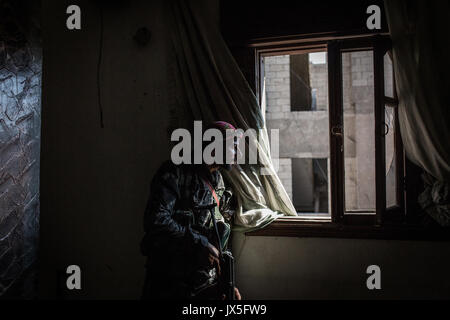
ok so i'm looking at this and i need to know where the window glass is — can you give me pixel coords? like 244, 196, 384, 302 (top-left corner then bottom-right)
385, 106, 398, 208
263, 52, 330, 216
342, 51, 376, 214
384, 53, 394, 98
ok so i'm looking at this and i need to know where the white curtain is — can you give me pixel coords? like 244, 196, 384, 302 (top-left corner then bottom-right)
385, 0, 450, 226
385, 0, 450, 182
166, 0, 297, 231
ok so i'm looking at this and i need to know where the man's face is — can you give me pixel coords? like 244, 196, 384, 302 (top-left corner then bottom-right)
222, 140, 240, 171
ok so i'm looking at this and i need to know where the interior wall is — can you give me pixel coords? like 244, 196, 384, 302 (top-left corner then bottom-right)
40, 0, 221, 300
0, 0, 41, 298
40, 0, 172, 299
233, 234, 450, 299
221, 0, 388, 45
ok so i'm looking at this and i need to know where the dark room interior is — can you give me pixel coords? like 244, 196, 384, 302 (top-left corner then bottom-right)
0, 0, 449, 303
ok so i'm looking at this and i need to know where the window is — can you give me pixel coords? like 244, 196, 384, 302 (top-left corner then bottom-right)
383, 51, 403, 213
248, 36, 428, 238
263, 50, 331, 218
342, 51, 376, 215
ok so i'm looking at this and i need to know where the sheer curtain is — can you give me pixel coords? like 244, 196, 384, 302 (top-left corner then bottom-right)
385, 0, 450, 180
166, 0, 297, 231
385, 0, 450, 225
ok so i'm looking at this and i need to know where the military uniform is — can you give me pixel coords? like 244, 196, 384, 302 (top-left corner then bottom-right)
140, 161, 234, 299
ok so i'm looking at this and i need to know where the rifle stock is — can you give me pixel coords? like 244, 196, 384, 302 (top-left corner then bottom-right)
221, 250, 235, 300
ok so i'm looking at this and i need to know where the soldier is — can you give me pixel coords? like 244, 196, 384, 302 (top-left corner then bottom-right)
140, 121, 242, 300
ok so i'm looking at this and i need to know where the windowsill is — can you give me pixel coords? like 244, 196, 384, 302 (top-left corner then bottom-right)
245, 217, 450, 241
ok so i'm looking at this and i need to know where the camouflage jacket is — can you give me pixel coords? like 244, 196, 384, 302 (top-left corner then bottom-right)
140, 161, 235, 298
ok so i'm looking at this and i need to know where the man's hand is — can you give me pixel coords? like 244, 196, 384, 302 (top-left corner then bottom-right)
234, 287, 242, 300
206, 243, 221, 276
222, 287, 242, 300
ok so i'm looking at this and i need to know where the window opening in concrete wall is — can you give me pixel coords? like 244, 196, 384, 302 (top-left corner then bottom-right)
263, 51, 331, 216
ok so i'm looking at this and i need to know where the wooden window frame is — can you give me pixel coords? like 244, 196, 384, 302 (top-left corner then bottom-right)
382, 50, 405, 224
247, 35, 450, 241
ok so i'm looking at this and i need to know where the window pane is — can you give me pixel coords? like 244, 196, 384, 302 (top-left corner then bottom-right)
292, 158, 329, 214
384, 53, 394, 98
287, 52, 328, 111
342, 51, 376, 213
263, 52, 330, 216
385, 106, 398, 208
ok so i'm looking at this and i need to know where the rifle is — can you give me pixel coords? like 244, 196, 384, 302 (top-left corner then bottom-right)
193, 202, 236, 300
220, 249, 235, 300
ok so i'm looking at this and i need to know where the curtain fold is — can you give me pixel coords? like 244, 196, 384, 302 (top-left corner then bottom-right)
384, 0, 450, 182
166, 0, 297, 231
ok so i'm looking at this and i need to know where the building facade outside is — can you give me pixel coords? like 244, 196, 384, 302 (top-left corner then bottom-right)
263, 51, 394, 214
